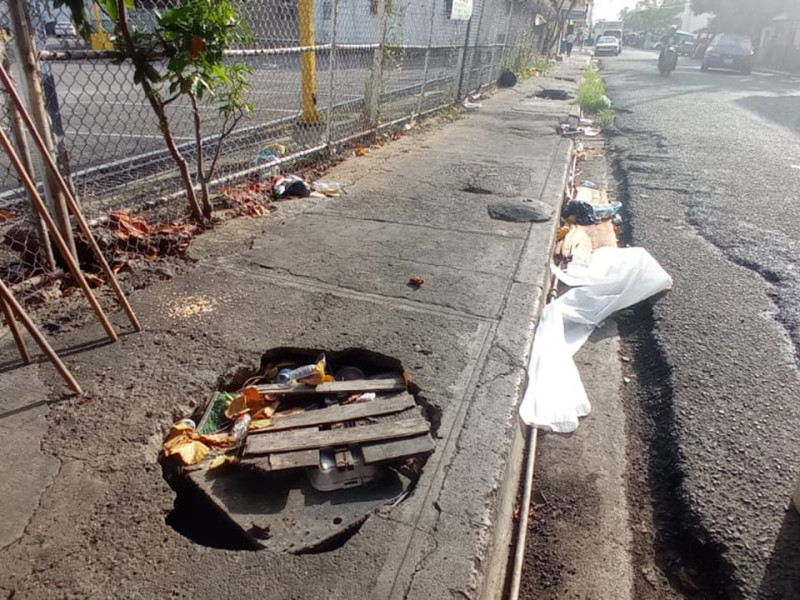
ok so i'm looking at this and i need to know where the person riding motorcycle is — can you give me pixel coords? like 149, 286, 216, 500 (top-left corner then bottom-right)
659, 26, 679, 69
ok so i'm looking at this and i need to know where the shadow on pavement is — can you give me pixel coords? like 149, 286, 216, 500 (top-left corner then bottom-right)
735, 94, 800, 137
758, 506, 800, 599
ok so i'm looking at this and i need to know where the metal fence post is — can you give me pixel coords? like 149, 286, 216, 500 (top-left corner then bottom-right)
416, 0, 438, 116
464, 0, 487, 93
8, 0, 76, 260
455, 15, 473, 101
365, 0, 388, 129
499, 0, 515, 72
324, 0, 340, 147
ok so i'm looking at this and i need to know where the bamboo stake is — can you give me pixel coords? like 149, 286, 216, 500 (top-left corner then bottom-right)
0, 64, 141, 332
0, 278, 81, 394
0, 123, 118, 342
0, 294, 30, 363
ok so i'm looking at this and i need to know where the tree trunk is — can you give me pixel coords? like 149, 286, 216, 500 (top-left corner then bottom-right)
116, 0, 204, 223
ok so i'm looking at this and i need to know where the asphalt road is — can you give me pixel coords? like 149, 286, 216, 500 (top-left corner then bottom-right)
603, 49, 800, 598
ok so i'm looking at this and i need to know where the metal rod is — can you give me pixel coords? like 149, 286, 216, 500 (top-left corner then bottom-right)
0, 278, 81, 394
508, 426, 538, 600
324, 0, 340, 147
0, 63, 141, 332
0, 294, 31, 363
0, 123, 118, 342
416, 0, 438, 116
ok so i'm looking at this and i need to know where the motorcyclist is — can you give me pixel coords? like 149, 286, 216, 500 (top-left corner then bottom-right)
659, 25, 679, 67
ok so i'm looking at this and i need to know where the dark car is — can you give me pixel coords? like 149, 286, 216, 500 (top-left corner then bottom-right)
701, 33, 755, 74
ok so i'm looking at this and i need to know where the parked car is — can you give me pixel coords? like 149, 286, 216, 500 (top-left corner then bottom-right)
701, 33, 755, 74
594, 35, 621, 57
602, 29, 623, 53
54, 17, 76, 38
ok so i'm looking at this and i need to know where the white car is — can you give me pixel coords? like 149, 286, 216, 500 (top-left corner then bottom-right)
54, 17, 76, 38
594, 36, 620, 56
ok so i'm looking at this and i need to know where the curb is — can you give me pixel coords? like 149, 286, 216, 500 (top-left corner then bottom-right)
480, 136, 575, 600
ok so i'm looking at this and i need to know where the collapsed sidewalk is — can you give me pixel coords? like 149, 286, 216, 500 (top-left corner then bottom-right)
0, 57, 588, 599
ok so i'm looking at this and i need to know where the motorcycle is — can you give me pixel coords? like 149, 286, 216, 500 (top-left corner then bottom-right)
659, 45, 678, 76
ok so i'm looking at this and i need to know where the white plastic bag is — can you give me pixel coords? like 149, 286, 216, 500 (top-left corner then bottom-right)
519, 247, 672, 432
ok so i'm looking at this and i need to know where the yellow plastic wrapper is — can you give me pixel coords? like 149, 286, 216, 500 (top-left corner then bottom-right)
224, 386, 276, 419
162, 421, 234, 466
295, 358, 335, 386
249, 418, 274, 431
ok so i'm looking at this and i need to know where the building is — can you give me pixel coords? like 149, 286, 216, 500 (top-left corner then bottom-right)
758, 6, 800, 73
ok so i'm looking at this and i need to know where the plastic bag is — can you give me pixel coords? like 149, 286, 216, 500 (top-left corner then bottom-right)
519, 247, 672, 432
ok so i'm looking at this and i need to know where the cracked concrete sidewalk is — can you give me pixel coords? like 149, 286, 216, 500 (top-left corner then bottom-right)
0, 56, 586, 599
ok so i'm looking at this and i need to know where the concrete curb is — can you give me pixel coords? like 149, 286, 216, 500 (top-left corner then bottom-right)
480, 138, 574, 600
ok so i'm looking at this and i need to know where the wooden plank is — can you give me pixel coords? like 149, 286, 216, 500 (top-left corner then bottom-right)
245, 417, 430, 456
239, 448, 321, 472
362, 434, 436, 464
270, 449, 320, 471
249, 393, 417, 434
254, 377, 406, 396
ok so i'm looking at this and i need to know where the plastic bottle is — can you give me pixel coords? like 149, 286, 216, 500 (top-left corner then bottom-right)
231, 413, 252, 443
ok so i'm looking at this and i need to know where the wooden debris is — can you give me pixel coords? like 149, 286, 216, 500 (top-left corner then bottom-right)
254, 377, 406, 397
245, 417, 430, 456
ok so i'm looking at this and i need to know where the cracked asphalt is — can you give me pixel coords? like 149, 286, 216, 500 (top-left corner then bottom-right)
603, 49, 800, 598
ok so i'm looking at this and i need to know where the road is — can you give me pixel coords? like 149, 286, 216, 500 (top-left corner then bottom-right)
603, 48, 800, 598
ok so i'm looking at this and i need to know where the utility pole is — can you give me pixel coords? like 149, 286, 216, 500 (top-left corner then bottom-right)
298, 0, 322, 124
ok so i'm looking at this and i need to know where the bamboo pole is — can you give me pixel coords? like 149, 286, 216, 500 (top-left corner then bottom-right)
0, 294, 30, 363
0, 63, 141, 332
0, 34, 56, 271
0, 123, 118, 342
7, 0, 76, 259
0, 278, 81, 394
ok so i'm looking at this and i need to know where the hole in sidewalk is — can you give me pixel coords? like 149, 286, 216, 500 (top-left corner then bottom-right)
162, 347, 439, 554
533, 89, 575, 100
462, 184, 493, 195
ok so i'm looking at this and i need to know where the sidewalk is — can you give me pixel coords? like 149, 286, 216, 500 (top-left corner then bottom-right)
0, 56, 587, 599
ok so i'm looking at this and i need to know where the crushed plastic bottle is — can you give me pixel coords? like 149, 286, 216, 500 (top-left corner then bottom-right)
231, 413, 252, 443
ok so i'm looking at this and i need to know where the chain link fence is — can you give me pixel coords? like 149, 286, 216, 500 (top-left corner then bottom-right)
0, 0, 556, 304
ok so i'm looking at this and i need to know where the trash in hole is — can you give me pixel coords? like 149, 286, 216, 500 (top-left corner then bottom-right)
161, 347, 436, 553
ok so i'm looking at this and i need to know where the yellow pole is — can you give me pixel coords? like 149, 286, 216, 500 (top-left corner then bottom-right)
298, 0, 322, 123
90, 2, 113, 50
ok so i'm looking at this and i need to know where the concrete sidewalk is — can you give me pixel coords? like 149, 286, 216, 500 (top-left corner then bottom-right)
0, 56, 586, 599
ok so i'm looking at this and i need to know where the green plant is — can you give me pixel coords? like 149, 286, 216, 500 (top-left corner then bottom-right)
505, 40, 549, 80
56, 0, 253, 222
594, 108, 615, 128
577, 66, 609, 113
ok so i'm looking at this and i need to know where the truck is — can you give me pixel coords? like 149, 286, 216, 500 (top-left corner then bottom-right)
595, 20, 624, 51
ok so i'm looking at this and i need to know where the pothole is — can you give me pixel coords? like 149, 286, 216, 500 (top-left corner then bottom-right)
462, 184, 493, 195
532, 89, 575, 100
161, 347, 438, 554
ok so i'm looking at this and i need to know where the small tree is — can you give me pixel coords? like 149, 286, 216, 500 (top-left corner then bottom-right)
57, 0, 253, 222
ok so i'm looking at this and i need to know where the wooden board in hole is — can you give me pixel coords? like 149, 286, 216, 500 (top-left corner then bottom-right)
245, 417, 430, 456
